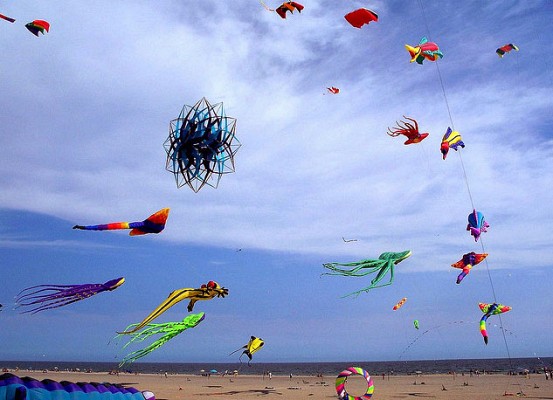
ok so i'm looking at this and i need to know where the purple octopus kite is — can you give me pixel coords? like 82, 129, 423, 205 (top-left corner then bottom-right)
15, 277, 125, 314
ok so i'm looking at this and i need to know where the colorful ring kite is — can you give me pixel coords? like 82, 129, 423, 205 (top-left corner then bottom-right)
335, 367, 374, 400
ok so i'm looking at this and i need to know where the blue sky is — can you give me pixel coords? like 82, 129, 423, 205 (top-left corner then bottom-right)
1, 0, 552, 364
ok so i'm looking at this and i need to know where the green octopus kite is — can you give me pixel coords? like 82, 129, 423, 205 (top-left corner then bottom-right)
323, 250, 412, 297
116, 312, 205, 366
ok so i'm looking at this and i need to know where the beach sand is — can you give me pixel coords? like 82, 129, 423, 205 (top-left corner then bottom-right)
7, 370, 553, 400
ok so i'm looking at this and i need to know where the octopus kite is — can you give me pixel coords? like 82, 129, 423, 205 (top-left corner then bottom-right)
15, 277, 125, 314
117, 313, 205, 366
230, 336, 265, 366
387, 116, 429, 145
73, 208, 170, 236
405, 37, 443, 64
118, 281, 228, 334
479, 302, 511, 344
440, 127, 465, 160
322, 250, 412, 297
451, 252, 488, 284
467, 209, 489, 242
164, 97, 241, 192
260, 1, 304, 19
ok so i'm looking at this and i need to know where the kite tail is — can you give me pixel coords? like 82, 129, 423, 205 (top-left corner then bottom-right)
456, 267, 471, 284
259, 0, 275, 12
480, 317, 489, 345
73, 222, 132, 231
0, 13, 16, 23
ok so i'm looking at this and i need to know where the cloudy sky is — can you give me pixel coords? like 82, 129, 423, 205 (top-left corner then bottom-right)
1, 0, 552, 365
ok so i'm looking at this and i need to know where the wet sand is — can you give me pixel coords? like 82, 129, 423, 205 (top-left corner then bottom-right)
7, 370, 553, 400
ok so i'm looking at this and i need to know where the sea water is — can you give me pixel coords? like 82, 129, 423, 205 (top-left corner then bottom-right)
1, 358, 551, 376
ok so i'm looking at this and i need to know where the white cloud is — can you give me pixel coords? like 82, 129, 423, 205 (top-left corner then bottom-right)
1, 0, 552, 272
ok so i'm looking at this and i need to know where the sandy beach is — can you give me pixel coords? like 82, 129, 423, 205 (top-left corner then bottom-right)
5, 370, 553, 400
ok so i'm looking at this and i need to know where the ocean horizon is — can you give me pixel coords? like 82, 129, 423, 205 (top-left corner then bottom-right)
1, 357, 552, 377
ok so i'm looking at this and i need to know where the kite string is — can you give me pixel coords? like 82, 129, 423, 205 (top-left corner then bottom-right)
417, 0, 520, 388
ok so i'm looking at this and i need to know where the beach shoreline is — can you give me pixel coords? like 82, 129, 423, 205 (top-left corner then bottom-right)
3, 368, 553, 400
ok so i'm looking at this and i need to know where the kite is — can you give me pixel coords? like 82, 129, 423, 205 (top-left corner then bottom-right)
0, 13, 15, 23
25, 20, 49, 36
335, 367, 374, 400
322, 250, 412, 297
229, 336, 265, 366
467, 209, 489, 242
164, 97, 241, 192
479, 302, 511, 344
260, 1, 304, 19
117, 313, 205, 366
440, 127, 465, 160
496, 44, 519, 58
393, 297, 407, 311
118, 281, 228, 334
451, 252, 488, 284
414, 320, 420, 330
15, 277, 125, 314
73, 208, 170, 236
326, 87, 340, 94
0, 373, 155, 400
405, 36, 443, 64
387, 116, 429, 145
344, 8, 378, 28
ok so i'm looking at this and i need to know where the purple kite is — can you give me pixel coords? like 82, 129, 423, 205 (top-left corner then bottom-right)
15, 277, 125, 314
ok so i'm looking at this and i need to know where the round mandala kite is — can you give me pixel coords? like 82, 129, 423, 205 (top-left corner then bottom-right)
335, 367, 374, 400
164, 97, 241, 192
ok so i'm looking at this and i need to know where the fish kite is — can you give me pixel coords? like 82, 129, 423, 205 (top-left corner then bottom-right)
467, 209, 489, 242
440, 127, 465, 160
326, 87, 340, 94
25, 20, 49, 36
322, 250, 412, 297
260, 1, 304, 19
393, 297, 407, 311
451, 252, 488, 284
15, 277, 125, 314
405, 37, 443, 64
118, 281, 228, 334
230, 336, 265, 366
479, 302, 511, 344
73, 208, 170, 236
344, 8, 378, 28
496, 44, 519, 58
117, 313, 205, 366
414, 319, 419, 330
387, 116, 429, 145
0, 13, 15, 23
